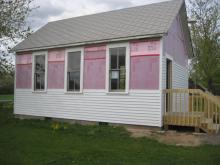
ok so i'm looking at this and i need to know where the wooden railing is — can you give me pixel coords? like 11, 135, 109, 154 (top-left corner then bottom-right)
163, 89, 220, 134
215, 96, 220, 101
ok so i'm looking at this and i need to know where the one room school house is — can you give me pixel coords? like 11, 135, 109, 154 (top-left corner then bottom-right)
13, 0, 195, 130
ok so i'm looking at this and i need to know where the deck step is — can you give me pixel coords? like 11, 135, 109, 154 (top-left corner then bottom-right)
207, 124, 220, 131
201, 118, 213, 124
200, 123, 220, 134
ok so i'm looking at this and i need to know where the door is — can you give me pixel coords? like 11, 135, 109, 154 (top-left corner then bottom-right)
166, 59, 172, 112
166, 59, 172, 89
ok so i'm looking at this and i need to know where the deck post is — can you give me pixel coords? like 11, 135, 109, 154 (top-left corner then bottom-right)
195, 127, 200, 133
164, 124, 169, 131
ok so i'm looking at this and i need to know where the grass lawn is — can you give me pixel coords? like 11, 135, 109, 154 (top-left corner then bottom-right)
0, 108, 220, 165
0, 94, 13, 101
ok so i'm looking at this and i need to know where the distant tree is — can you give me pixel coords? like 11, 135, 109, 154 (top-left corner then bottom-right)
0, 0, 34, 75
0, 0, 34, 94
188, 0, 220, 93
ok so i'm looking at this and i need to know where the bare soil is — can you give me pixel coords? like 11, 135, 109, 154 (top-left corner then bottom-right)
127, 128, 220, 146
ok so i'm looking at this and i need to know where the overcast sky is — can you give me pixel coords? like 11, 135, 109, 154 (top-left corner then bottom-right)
29, 0, 172, 30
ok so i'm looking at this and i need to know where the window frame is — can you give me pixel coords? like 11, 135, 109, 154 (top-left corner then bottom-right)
64, 47, 84, 94
32, 51, 48, 93
106, 43, 130, 94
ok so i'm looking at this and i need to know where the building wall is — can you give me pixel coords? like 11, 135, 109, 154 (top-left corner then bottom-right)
15, 41, 160, 90
130, 40, 160, 89
162, 13, 189, 114
47, 49, 65, 89
84, 45, 106, 89
15, 39, 163, 127
163, 13, 188, 66
15, 89, 162, 127
162, 13, 189, 90
16, 53, 32, 89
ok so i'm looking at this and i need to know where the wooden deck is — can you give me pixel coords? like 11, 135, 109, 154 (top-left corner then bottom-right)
163, 89, 220, 134
164, 112, 204, 127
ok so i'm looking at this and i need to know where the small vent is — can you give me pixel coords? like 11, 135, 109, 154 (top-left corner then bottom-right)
99, 122, 108, 126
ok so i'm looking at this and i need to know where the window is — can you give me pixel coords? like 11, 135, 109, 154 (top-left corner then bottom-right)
66, 51, 82, 92
109, 47, 126, 91
33, 54, 46, 91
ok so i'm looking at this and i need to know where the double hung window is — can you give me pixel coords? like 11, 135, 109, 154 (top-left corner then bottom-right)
34, 54, 46, 91
109, 47, 126, 92
66, 51, 82, 92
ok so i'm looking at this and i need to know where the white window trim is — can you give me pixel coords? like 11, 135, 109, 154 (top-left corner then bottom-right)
64, 47, 84, 94
165, 53, 173, 90
106, 42, 130, 94
32, 51, 48, 93
165, 53, 174, 61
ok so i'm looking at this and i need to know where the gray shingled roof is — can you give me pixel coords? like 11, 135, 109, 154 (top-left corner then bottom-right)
13, 0, 183, 52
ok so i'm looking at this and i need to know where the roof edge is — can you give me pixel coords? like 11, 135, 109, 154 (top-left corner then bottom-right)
163, 0, 184, 35
13, 33, 165, 53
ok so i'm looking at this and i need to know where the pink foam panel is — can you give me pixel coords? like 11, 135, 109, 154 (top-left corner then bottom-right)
16, 54, 32, 64
47, 49, 65, 89
48, 49, 65, 62
85, 45, 106, 52
130, 56, 159, 89
16, 64, 32, 88
84, 46, 106, 89
130, 40, 160, 56
47, 61, 65, 89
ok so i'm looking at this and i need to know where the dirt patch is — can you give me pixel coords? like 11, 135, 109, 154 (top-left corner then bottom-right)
201, 134, 220, 145
158, 132, 202, 146
127, 128, 220, 146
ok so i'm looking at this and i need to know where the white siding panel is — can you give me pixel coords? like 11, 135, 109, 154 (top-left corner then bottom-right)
172, 62, 188, 88
161, 56, 188, 89
161, 56, 189, 114
14, 89, 162, 127
173, 62, 189, 112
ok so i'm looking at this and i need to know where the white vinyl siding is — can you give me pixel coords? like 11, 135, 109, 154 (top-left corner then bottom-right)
161, 55, 189, 114
161, 55, 188, 90
172, 62, 188, 88
14, 89, 162, 127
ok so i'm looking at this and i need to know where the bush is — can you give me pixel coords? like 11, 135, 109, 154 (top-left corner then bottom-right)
0, 102, 13, 110
0, 74, 14, 95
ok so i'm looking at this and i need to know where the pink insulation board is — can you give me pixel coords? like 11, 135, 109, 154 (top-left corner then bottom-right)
130, 56, 159, 90
47, 49, 65, 89
84, 46, 106, 89
84, 45, 106, 52
130, 56, 159, 89
16, 53, 32, 64
130, 40, 160, 56
16, 53, 32, 88
48, 48, 65, 62
130, 41, 160, 89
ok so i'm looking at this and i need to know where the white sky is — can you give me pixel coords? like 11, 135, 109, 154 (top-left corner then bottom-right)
29, 0, 172, 30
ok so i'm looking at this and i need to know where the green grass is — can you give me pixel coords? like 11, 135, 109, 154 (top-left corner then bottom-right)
0, 94, 13, 100
0, 108, 220, 165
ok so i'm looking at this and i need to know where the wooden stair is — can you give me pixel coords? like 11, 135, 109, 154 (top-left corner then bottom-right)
163, 89, 220, 134
200, 116, 220, 134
